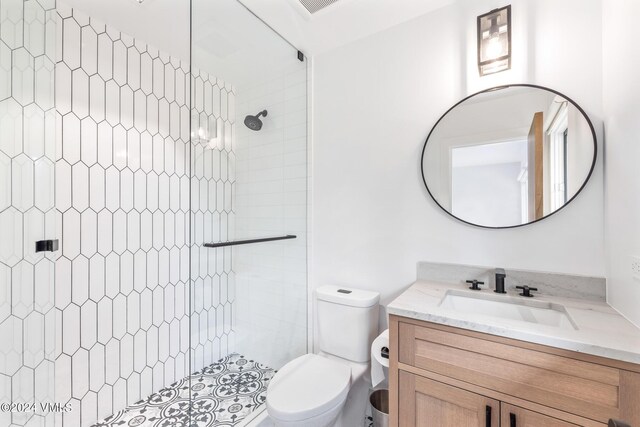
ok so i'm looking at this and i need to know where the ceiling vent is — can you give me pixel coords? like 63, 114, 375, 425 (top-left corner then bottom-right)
287, 0, 342, 19
299, 0, 340, 14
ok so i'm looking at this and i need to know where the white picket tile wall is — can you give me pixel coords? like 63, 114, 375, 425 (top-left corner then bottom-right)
53, 4, 235, 426
234, 63, 308, 370
0, 0, 58, 426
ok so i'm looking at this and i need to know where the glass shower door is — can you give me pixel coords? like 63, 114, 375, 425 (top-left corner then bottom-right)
0, 0, 57, 426
189, 0, 308, 424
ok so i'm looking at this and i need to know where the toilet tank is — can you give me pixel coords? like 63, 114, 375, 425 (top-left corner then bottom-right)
316, 286, 380, 363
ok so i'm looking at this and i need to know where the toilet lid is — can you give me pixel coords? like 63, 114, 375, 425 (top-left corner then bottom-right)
267, 354, 351, 422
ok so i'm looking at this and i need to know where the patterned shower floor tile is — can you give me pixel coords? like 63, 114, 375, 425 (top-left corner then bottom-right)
92, 354, 276, 427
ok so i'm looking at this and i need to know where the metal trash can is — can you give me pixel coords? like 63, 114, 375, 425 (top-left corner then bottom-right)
369, 389, 389, 427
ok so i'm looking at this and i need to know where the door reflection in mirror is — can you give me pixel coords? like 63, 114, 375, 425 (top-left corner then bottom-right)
451, 140, 527, 226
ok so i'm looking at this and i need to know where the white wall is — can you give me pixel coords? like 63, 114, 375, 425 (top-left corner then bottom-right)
603, 0, 640, 326
312, 0, 605, 318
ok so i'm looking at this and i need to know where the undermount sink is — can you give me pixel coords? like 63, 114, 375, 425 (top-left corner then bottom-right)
438, 290, 578, 330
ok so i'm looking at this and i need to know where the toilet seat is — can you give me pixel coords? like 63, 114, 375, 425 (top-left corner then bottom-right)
266, 354, 351, 423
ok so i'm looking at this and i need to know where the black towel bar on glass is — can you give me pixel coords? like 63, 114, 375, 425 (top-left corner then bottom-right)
203, 235, 297, 248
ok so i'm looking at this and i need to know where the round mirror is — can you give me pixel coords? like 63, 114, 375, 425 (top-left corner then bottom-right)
421, 84, 596, 229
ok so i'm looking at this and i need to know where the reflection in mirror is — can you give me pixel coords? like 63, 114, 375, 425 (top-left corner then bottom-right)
422, 85, 596, 228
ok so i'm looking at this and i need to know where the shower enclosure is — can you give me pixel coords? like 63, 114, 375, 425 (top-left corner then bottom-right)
0, 0, 308, 425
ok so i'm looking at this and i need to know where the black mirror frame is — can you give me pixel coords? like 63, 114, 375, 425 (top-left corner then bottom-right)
420, 83, 598, 229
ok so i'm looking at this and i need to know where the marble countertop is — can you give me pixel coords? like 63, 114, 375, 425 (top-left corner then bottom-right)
387, 280, 640, 365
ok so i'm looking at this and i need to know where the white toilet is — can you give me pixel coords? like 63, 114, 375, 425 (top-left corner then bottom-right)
266, 285, 380, 427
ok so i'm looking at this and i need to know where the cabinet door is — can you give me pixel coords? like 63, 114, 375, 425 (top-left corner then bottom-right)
501, 403, 581, 427
399, 370, 499, 427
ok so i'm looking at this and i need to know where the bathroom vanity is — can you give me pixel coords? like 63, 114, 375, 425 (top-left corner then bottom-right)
387, 281, 640, 427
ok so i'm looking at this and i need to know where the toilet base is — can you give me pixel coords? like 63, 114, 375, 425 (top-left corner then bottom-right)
246, 372, 371, 427
268, 394, 344, 427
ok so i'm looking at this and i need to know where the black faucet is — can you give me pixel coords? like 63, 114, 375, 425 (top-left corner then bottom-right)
495, 268, 506, 294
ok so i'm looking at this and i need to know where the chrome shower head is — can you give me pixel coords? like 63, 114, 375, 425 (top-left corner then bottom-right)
244, 110, 268, 131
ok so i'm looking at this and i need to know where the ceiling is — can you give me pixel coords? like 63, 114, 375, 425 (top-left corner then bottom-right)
60, 0, 456, 85
238, 0, 456, 55
191, 0, 300, 86
61, 0, 456, 59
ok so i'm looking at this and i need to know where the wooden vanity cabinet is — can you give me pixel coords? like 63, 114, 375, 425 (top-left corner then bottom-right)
398, 371, 500, 427
389, 315, 640, 427
397, 371, 576, 427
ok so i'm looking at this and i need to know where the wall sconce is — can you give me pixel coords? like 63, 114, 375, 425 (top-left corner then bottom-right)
477, 5, 511, 76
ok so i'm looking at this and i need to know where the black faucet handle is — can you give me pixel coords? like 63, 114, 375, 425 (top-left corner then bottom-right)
466, 280, 485, 291
608, 419, 631, 427
516, 285, 538, 297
